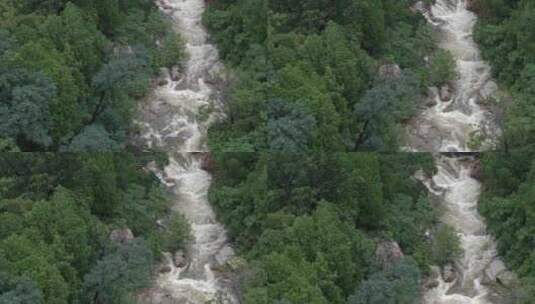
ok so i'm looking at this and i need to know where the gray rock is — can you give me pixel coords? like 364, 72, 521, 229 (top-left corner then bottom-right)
485, 259, 507, 282
173, 250, 187, 268
158, 79, 169, 86
483, 259, 518, 287
480, 80, 498, 101
215, 245, 235, 267
170, 66, 181, 81
159, 265, 172, 273
109, 228, 134, 244
442, 264, 457, 283
440, 84, 452, 102
426, 97, 438, 107
378, 64, 402, 80
496, 270, 518, 287
375, 240, 404, 269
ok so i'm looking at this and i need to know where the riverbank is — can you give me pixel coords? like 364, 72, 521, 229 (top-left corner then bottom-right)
135, 0, 238, 302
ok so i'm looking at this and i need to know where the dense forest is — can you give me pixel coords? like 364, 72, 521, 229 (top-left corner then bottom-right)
209, 152, 465, 303
204, 0, 456, 152
0, 0, 184, 152
2, 0, 535, 303
473, 0, 535, 151
479, 151, 535, 301
472, 1, 535, 301
0, 153, 191, 303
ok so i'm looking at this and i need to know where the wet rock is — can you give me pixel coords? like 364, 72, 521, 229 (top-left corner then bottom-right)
159, 265, 172, 273
426, 97, 438, 107
469, 162, 483, 180
378, 63, 402, 80
496, 270, 518, 287
158, 79, 169, 86
375, 240, 404, 269
170, 66, 181, 81
440, 84, 452, 102
485, 259, 507, 282
215, 245, 235, 267
200, 153, 216, 173
423, 269, 440, 290
109, 228, 134, 244
483, 259, 518, 287
442, 264, 457, 283
481, 80, 498, 101
424, 278, 440, 290
173, 250, 187, 268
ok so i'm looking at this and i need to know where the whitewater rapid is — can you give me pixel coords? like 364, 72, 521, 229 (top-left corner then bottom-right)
408, 0, 501, 152
420, 155, 513, 304
136, 0, 237, 303
410, 1, 513, 303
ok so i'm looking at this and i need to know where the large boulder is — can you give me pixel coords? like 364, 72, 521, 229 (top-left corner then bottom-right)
442, 263, 457, 283
109, 228, 134, 244
483, 259, 518, 287
469, 161, 483, 180
480, 80, 498, 101
200, 152, 215, 173
378, 64, 402, 80
375, 240, 404, 269
159, 265, 172, 274
170, 65, 181, 81
173, 250, 187, 268
440, 84, 452, 102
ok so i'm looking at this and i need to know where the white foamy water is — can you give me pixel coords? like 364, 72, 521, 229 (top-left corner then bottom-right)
419, 155, 510, 304
136, 0, 237, 303
407, 0, 501, 152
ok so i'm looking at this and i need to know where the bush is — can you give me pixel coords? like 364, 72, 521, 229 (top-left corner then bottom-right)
163, 213, 191, 252
431, 225, 462, 266
428, 50, 456, 86
157, 32, 186, 69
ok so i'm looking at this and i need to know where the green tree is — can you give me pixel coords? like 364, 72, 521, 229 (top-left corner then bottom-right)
82, 239, 153, 304
431, 225, 461, 266
428, 50, 456, 86
0, 68, 55, 149
0, 272, 43, 304
348, 258, 421, 304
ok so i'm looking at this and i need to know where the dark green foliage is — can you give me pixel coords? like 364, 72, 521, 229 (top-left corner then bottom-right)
0, 273, 43, 304
479, 152, 535, 299
162, 213, 191, 253
156, 32, 186, 69
210, 153, 436, 303
354, 71, 422, 150
267, 99, 316, 152
0, 153, 174, 303
348, 257, 421, 304
205, 0, 438, 152
430, 225, 461, 266
0, 0, 182, 151
82, 239, 153, 304
0, 68, 55, 149
474, 0, 535, 150
428, 50, 456, 86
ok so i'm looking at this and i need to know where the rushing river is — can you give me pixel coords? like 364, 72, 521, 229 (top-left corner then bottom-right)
136, 0, 237, 303
407, 0, 501, 152
411, 1, 514, 303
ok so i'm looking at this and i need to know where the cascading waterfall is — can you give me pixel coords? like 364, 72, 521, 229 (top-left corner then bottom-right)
419, 155, 514, 304
410, 1, 514, 303
136, 0, 237, 303
408, 0, 501, 152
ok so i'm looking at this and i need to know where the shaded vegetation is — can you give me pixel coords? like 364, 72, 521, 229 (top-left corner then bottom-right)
204, 0, 445, 152
0, 0, 185, 151
209, 153, 438, 303
0, 153, 187, 303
